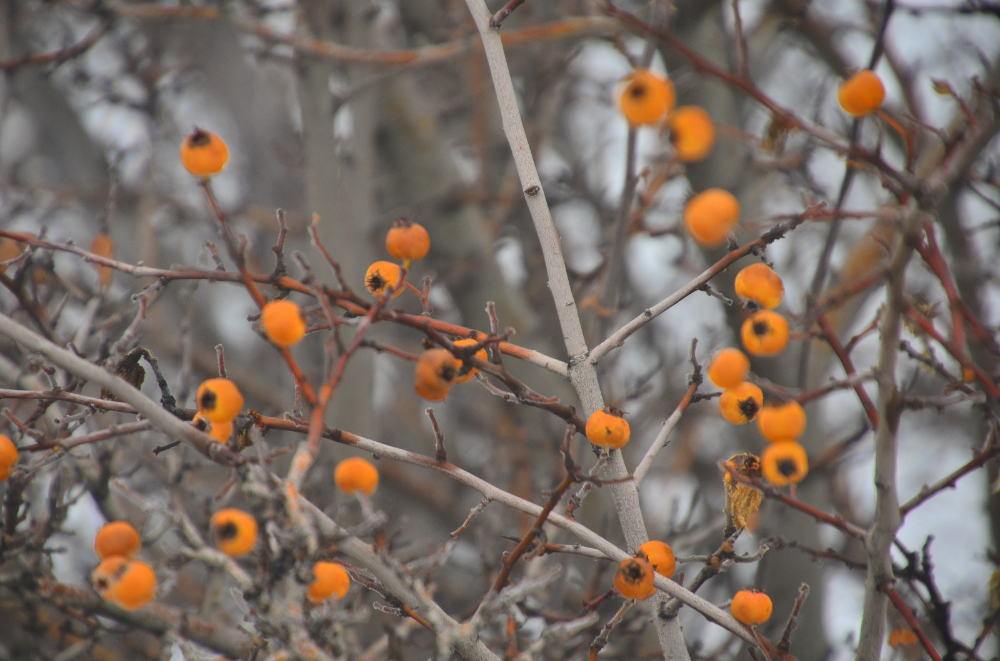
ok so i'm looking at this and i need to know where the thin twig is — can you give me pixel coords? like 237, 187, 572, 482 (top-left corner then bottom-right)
426, 408, 448, 463
633, 381, 698, 485
451, 498, 491, 538
777, 584, 810, 653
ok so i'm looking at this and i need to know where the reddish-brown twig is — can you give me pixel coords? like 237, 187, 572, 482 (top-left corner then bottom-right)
815, 314, 880, 427
490, 431, 576, 592
0, 25, 107, 71
450, 498, 491, 538
915, 220, 1000, 359
0, 229, 570, 377
777, 584, 809, 654
814, 267, 888, 316
796, 372, 876, 406
899, 426, 999, 515
20, 421, 151, 453
904, 305, 999, 398
882, 582, 943, 661
425, 408, 448, 463
723, 463, 868, 540
197, 182, 318, 406
490, 0, 526, 27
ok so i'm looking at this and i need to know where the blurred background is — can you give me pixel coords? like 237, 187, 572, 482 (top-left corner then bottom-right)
1, 1, 999, 659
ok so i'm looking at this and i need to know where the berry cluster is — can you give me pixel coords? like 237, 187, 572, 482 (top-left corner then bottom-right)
91, 521, 156, 611
706, 259, 809, 488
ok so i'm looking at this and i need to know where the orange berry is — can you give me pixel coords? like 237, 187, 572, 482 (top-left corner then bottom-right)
888, 628, 920, 647
585, 409, 630, 450
180, 128, 229, 177
0, 434, 17, 480
334, 457, 379, 496
414, 348, 460, 402
719, 382, 763, 424
261, 299, 307, 348
707, 348, 751, 389
92, 556, 157, 610
683, 189, 740, 247
667, 105, 715, 162
734, 263, 784, 310
196, 378, 244, 424
613, 557, 657, 600
741, 310, 789, 356
193, 413, 232, 443
637, 541, 675, 579
616, 69, 676, 126
453, 337, 488, 383
756, 401, 807, 443
386, 219, 430, 262
210, 508, 258, 557
838, 70, 885, 117
730, 589, 772, 625
90, 233, 114, 287
307, 561, 351, 602
365, 261, 404, 298
94, 521, 141, 560
761, 441, 808, 486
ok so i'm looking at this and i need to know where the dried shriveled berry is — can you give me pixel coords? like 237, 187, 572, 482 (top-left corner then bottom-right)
614, 557, 657, 600
365, 261, 404, 298
414, 348, 461, 402
94, 521, 141, 560
196, 378, 244, 424
637, 540, 675, 579
719, 382, 764, 424
92, 556, 157, 611
585, 409, 630, 450
90, 233, 114, 287
683, 189, 740, 247
734, 263, 784, 310
707, 348, 750, 389
723, 453, 763, 533
616, 69, 676, 126
453, 337, 488, 383
180, 128, 229, 177
386, 219, 430, 262
261, 299, 307, 348
0, 434, 17, 482
762, 441, 808, 486
667, 105, 715, 162
741, 310, 789, 357
756, 400, 806, 443
334, 457, 379, 496
307, 561, 351, 602
838, 70, 885, 117
211, 508, 258, 557
730, 589, 772, 625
